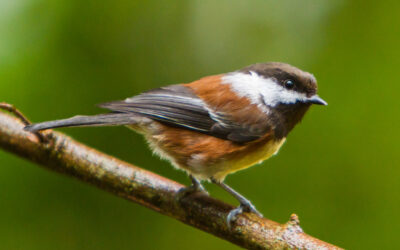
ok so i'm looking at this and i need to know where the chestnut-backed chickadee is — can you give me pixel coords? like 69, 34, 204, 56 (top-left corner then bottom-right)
25, 62, 327, 226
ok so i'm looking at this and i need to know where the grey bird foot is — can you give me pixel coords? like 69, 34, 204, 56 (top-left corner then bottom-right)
227, 201, 263, 229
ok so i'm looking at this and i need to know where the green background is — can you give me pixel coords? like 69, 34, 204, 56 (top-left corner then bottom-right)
1, 0, 399, 249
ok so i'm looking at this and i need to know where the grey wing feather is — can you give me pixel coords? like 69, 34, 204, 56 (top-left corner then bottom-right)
99, 85, 265, 143
99, 85, 215, 132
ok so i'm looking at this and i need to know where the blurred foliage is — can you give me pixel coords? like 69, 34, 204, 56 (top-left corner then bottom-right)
1, 0, 399, 249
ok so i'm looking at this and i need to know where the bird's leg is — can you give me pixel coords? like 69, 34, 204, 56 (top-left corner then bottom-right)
211, 178, 262, 228
189, 175, 208, 193
176, 175, 208, 200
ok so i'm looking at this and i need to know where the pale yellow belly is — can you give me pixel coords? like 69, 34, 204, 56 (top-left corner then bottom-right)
209, 138, 286, 181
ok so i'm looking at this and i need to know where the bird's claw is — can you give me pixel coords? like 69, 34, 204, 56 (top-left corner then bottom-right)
226, 206, 244, 229
241, 200, 263, 217
226, 202, 263, 229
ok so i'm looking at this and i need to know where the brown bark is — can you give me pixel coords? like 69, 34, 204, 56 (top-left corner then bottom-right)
0, 107, 342, 250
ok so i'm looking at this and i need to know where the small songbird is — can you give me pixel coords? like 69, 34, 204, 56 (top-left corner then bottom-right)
25, 62, 327, 225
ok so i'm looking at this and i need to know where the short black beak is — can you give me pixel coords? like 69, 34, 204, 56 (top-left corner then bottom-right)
307, 95, 328, 105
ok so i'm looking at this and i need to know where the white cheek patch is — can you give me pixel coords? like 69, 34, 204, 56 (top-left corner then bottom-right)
221, 72, 308, 108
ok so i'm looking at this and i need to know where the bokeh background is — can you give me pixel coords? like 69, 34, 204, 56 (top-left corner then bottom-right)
1, 0, 399, 249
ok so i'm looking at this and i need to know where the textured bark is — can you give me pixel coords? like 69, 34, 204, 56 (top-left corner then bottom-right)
0, 109, 342, 250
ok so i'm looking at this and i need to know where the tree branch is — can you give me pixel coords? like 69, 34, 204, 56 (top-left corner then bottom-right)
0, 108, 342, 249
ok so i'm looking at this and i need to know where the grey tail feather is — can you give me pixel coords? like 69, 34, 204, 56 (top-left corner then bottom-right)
24, 113, 138, 132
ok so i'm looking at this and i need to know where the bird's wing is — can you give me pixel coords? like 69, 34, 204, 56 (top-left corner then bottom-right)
98, 85, 268, 143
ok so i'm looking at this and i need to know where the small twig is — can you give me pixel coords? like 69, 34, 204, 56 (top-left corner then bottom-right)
0, 102, 48, 143
0, 102, 32, 125
0, 106, 342, 249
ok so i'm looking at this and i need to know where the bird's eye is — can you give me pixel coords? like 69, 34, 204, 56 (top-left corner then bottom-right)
284, 80, 295, 89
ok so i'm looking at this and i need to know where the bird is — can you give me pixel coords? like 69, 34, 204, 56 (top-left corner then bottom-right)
24, 62, 327, 226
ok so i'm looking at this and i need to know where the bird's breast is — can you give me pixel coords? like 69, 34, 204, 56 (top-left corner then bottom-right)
211, 137, 286, 181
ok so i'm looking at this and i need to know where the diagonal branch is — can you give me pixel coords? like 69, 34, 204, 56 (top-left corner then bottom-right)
0, 108, 342, 250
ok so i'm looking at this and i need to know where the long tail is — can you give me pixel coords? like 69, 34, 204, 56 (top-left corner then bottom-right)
24, 113, 138, 132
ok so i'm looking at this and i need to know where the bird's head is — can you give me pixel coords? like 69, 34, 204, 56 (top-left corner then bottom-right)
224, 62, 327, 109
221, 62, 327, 136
